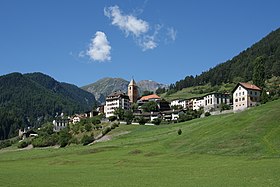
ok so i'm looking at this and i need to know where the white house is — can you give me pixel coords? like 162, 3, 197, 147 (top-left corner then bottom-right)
203, 93, 231, 112
170, 99, 187, 109
105, 91, 130, 118
193, 97, 204, 111
53, 119, 70, 132
233, 82, 261, 111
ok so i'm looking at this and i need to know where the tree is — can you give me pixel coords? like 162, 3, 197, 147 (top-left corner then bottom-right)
142, 90, 153, 96
253, 56, 265, 88
113, 107, 125, 120
141, 101, 158, 112
124, 110, 134, 124
85, 123, 92, 132
108, 116, 117, 122
59, 128, 72, 147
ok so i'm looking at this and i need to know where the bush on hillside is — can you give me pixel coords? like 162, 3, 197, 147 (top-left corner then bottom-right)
178, 129, 182, 135
17, 140, 29, 148
152, 118, 162, 125
138, 117, 147, 125
108, 116, 117, 122
0, 140, 12, 149
85, 123, 92, 132
81, 134, 95, 146
205, 112, 211, 117
102, 126, 111, 135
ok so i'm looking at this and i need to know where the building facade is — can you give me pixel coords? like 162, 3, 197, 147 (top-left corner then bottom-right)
105, 91, 130, 118
170, 99, 188, 109
233, 82, 261, 111
204, 93, 231, 112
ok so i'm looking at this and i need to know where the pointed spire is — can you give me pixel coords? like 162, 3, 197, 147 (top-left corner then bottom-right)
129, 78, 136, 86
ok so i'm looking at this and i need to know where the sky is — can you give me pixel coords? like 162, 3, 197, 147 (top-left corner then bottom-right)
1, 0, 280, 87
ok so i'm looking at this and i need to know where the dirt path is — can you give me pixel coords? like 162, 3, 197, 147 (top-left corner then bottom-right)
94, 131, 130, 143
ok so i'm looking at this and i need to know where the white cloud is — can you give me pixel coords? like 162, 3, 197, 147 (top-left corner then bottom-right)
167, 27, 177, 41
104, 5, 149, 37
86, 31, 111, 62
104, 5, 177, 51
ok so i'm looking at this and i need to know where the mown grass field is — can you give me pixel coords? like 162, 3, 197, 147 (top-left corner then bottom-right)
1, 100, 280, 186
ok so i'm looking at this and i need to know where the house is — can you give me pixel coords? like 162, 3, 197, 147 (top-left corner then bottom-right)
133, 111, 161, 122
104, 91, 130, 118
161, 109, 185, 121
53, 119, 70, 132
203, 93, 231, 112
233, 82, 261, 111
192, 97, 204, 111
137, 94, 161, 106
19, 129, 38, 140
170, 99, 188, 109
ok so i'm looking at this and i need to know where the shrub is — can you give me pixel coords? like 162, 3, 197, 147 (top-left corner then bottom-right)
205, 112, 211, 117
152, 118, 162, 125
138, 116, 147, 125
32, 134, 59, 147
178, 129, 182, 135
85, 124, 92, 132
81, 134, 95, 146
111, 122, 119, 129
0, 140, 12, 149
17, 140, 29, 148
108, 116, 117, 122
102, 126, 111, 135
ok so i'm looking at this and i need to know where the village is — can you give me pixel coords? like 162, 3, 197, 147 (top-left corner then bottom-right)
50, 79, 262, 133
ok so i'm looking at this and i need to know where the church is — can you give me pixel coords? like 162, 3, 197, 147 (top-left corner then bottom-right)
104, 79, 138, 118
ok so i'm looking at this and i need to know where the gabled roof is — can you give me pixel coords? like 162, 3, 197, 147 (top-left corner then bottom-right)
233, 82, 261, 92
139, 94, 161, 101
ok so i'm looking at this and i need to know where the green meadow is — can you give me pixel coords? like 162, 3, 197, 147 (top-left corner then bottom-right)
1, 100, 280, 186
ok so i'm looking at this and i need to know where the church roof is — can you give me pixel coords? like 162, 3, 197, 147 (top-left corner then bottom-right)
139, 94, 161, 101
129, 79, 136, 86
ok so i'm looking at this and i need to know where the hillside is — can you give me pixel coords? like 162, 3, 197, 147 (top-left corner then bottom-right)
169, 27, 280, 92
82, 78, 167, 103
0, 72, 96, 140
0, 100, 279, 186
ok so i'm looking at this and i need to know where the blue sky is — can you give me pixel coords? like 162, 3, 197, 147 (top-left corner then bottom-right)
1, 0, 280, 86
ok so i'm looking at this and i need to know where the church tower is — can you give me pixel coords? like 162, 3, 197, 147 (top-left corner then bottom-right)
128, 78, 138, 103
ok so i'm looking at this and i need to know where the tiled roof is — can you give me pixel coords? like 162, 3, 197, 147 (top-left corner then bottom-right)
239, 82, 261, 91
139, 94, 161, 101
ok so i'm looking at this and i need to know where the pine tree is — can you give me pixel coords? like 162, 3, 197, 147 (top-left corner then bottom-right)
253, 56, 265, 88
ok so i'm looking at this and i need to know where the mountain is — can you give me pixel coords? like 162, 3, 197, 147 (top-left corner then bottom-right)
0, 72, 96, 140
82, 77, 129, 104
137, 80, 168, 93
170, 28, 280, 91
82, 78, 168, 103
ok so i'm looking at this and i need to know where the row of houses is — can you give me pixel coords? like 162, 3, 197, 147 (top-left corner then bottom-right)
171, 93, 231, 112
170, 82, 262, 112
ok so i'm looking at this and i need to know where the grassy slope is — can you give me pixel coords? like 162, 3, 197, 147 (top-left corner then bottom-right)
161, 83, 235, 101
0, 100, 280, 186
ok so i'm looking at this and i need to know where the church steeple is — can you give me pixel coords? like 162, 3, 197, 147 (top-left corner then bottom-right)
128, 78, 138, 103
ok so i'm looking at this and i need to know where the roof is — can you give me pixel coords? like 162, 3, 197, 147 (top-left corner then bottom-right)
233, 82, 261, 92
107, 91, 127, 97
129, 79, 137, 86
140, 94, 161, 101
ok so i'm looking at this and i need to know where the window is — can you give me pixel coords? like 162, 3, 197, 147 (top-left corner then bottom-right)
235, 99, 238, 102
250, 91, 252, 94
239, 92, 241, 96
243, 92, 244, 95
236, 93, 238, 96
255, 92, 257, 95
239, 86, 241, 90
239, 98, 241, 101
242, 97, 245, 101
